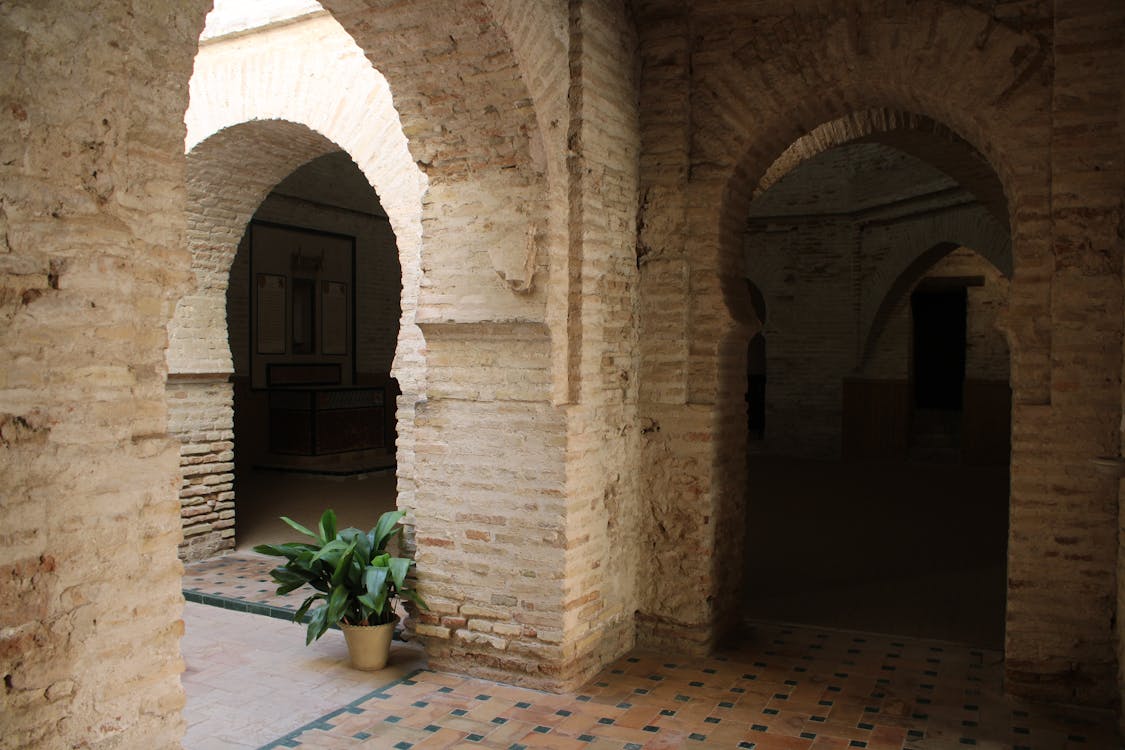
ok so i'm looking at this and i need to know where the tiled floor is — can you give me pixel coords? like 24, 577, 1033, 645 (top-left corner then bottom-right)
182, 603, 427, 749
182, 555, 1121, 749
184, 551, 309, 615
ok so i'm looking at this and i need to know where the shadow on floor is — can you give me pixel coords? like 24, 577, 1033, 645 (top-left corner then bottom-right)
744, 456, 1008, 650
233, 466, 399, 552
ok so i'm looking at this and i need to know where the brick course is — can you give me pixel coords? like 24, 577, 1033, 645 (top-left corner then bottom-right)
2, 2, 1124, 747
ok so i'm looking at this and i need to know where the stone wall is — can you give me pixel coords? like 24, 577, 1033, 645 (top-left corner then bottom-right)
0, 1, 210, 747
3, 2, 1125, 746
171, 12, 426, 559
635, 0, 1124, 708
744, 196, 1010, 458
560, 0, 643, 687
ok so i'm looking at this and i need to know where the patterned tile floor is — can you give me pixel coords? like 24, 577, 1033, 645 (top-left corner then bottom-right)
184, 551, 309, 617
183, 555, 1121, 749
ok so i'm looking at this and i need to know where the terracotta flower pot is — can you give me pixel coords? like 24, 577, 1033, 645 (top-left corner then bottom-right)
340, 619, 396, 670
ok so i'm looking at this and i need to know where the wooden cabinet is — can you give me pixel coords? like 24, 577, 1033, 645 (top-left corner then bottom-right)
268, 387, 385, 456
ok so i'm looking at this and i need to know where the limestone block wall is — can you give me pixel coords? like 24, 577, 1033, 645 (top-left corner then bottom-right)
0, 1, 210, 747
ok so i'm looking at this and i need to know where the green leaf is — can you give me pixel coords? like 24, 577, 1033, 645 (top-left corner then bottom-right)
279, 516, 319, 540
371, 510, 404, 551
330, 541, 357, 587
388, 557, 411, 589
369, 586, 388, 616
268, 566, 310, 585
318, 508, 338, 545
254, 542, 318, 560
306, 605, 329, 645
276, 579, 308, 596
338, 527, 366, 555
326, 583, 349, 625
350, 529, 373, 564
311, 538, 349, 565
356, 593, 377, 623
363, 566, 389, 596
294, 593, 322, 622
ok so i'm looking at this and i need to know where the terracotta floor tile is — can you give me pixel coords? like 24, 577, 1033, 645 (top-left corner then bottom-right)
808, 737, 853, 750
183, 558, 1122, 750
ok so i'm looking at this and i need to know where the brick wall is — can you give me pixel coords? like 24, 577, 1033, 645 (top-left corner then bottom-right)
172, 12, 428, 558
168, 377, 236, 560
0, 1, 210, 746
1025, 0, 1123, 708
744, 184, 1010, 458
560, 0, 643, 687
636, 0, 1124, 708
3, 2, 1125, 744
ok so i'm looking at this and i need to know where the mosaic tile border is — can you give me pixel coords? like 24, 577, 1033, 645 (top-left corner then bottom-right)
182, 589, 313, 623
257, 669, 431, 749
182, 590, 410, 640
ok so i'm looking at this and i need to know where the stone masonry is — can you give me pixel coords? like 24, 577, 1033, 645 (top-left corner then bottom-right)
1, 1, 1124, 748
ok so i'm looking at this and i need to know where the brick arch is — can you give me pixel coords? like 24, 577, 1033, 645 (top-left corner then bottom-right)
169, 117, 427, 558
690, 1, 1051, 421
178, 12, 426, 397
859, 206, 1012, 367
170, 120, 344, 376
755, 109, 1009, 227
320, 0, 553, 306
649, 0, 1054, 663
861, 240, 1010, 371
695, 3, 1048, 374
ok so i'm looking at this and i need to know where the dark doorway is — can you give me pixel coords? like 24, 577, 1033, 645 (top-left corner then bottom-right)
747, 334, 766, 439
912, 288, 967, 410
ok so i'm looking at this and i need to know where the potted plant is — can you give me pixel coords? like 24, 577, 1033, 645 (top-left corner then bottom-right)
253, 508, 427, 670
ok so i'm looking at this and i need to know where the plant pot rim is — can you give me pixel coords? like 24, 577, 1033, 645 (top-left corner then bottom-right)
340, 616, 398, 630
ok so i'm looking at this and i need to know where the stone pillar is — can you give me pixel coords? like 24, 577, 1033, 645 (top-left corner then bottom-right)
0, 1, 208, 746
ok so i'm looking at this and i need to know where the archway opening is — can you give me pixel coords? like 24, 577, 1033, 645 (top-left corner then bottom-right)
169, 0, 429, 563
746, 280, 768, 441
226, 151, 403, 549
741, 138, 1011, 649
